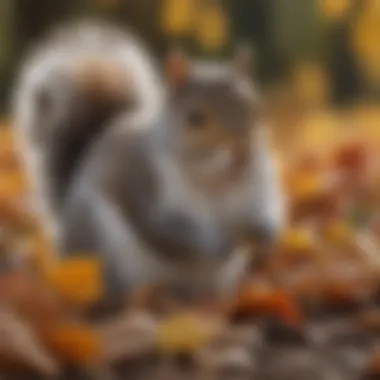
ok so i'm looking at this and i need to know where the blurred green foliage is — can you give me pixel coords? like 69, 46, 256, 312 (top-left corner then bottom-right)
0, 0, 376, 113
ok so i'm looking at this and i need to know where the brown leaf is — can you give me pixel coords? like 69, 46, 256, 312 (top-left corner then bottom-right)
0, 270, 66, 329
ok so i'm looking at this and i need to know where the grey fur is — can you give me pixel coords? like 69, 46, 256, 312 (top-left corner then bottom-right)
14, 24, 285, 298
60, 113, 241, 296
12, 20, 164, 242
60, 97, 285, 298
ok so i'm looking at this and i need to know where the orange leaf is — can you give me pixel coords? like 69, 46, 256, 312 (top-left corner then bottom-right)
268, 290, 304, 325
233, 280, 276, 316
0, 170, 29, 200
334, 140, 369, 172
45, 257, 104, 307
42, 322, 102, 364
233, 281, 304, 325
290, 173, 325, 200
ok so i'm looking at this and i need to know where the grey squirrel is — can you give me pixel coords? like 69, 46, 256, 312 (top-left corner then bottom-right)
13, 21, 285, 300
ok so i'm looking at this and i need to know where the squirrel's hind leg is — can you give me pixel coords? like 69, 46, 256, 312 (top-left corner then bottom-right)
60, 180, 165, 297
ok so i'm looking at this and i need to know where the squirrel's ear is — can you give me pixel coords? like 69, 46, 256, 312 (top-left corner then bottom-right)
233, 43, 254, 77
165, 47, 189, 87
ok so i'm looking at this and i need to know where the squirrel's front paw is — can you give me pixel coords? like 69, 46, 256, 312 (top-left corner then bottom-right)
213, 245, 252, 300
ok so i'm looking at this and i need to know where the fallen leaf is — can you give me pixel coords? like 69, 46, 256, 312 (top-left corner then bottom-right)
334, 140, 369, 173
290, 173, 325, 200
232, 281, 304, 325
0, 270, 66, 329
157, 312, 223, 354
281, 228, 315, 252
267, 290, 304, 325
42, 322, 102, 365
45, 257, 104, 307
0, 170, 29, 200
322, 219, 353, 244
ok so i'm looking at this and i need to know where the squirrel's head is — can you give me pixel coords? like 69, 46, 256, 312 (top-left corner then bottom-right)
164, 47, 286, 246
165, 46, 264, 189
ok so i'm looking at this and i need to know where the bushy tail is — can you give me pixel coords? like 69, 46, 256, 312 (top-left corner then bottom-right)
12, 20, 163, 241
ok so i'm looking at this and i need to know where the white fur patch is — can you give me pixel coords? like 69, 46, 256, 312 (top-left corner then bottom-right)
12, 73, 60, 244
247, 126, 287, 234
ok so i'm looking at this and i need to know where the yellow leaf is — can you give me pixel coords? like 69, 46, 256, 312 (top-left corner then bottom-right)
352, 3, 380, 83
291, 173, 324, 199
292, 63, 331, 108
157, 312, 219, 354
323, 220, 352, 243
43, 323, 101, 364
281, 228, 314, 251
297, 112, 339, 152
195, 4, 229, 52
161, 0, 195, 36
45, 257, 104, 306
319, 0, 350, 21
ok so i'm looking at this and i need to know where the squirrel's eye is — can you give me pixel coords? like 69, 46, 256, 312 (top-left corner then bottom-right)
187, 109, 208, 129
